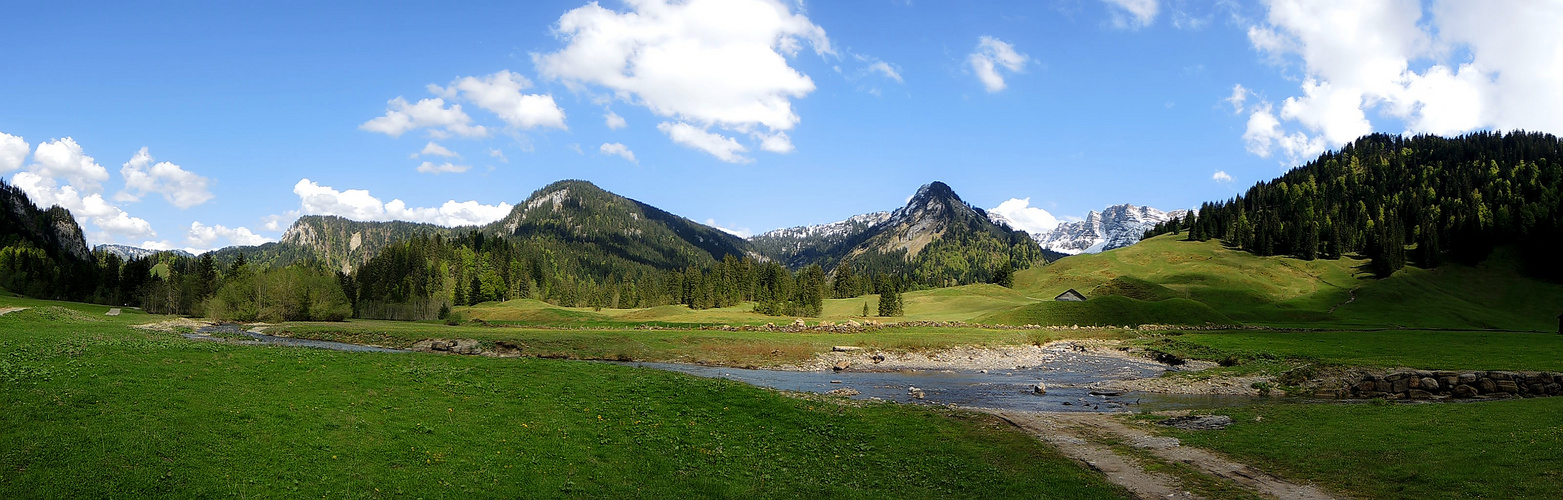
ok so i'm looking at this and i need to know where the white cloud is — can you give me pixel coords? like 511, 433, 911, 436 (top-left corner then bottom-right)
419, 142, 460, 158
599, 142, 637, 163
261, 213, 296, 232
604, 110, 627, 130
1225, 84, 1250, 114
704, 218, 752, 238
116, 147, 214, 208
866, 61, 903, 83
0, 132, 27, 172
415, 162, 471, 175
968, 36, 1028, 93
489, 148, 509, 163
1212, 170, 1234, 183
657, 122, 750, 163
292, 178, 513, 227
10, 140, 156, 245
30, 138, 109, 193
534, 0, 830, 159
360, 97, 487, 138
1239, 0, 1563, 162
755, 131, 793, 153
437, 70, 567, 130
1102, 0, 1160, 29
988, 198, 1060, 234
186, 221, 272, 250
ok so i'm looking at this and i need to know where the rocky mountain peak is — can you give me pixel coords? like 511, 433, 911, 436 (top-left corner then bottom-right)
1033, 203, 1190, 255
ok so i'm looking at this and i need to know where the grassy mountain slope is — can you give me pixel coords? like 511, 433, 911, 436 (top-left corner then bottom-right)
485, 179, 751, 270
1004, 234, 1563, 331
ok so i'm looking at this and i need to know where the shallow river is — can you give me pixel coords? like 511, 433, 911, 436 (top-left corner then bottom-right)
619, 360, 1258, 413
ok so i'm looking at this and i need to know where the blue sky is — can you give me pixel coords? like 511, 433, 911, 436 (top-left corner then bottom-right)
3, 0, 1560, 252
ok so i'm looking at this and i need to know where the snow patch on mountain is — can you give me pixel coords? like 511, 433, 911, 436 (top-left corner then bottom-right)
1031, 204, 1190, 255
754, 211, 891, 243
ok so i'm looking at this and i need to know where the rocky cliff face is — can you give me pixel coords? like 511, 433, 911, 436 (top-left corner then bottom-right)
1, 181, 91, 262
1033, 204, 1190, 255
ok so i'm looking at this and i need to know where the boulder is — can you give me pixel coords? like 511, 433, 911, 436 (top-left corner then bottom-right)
1032, 382, 1048, 395
1407, 390, 1433, 400
831, 346, 863, 352
1497, 380, 1521, 394
844, 320, 861, 327
1419, 377, 1441, 391
826, 388, 861, 397
871, 354, 885, 363
1439, 376, 1460, 389
1478, 378, 1498, 394
1453, 385, 1478, 398
907, 386, 925, 399
832, 361, 851, 372
1157, 415, 1234, 431
1356, 381, 1377, 393
791, 319, 807, 328
1391, 378, 1410, 393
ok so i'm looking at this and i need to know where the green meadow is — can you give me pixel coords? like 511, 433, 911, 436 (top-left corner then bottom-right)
0, 300, 1124, 499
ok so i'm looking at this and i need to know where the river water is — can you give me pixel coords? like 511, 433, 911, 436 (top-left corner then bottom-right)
188, 324, 408, 353
619, 360, 1258, 413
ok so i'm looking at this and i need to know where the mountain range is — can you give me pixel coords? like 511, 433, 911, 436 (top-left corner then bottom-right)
1028, 204, 1191, 255
193, 180, 1044, 286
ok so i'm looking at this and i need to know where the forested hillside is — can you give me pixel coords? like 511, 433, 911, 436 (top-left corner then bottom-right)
1148, 131, 1563, 279
0, 179, 98, 300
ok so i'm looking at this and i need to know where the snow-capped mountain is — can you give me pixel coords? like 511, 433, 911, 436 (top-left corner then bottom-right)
94, 244, 194, 260
1031, 204, 1190, 255
752, 211, 891, 247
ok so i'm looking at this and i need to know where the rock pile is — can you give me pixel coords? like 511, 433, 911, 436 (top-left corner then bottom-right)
1313, 369, 1563, 400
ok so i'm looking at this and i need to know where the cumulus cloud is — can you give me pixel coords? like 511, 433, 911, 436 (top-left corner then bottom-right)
8, 138, 157, 244
968, 36, 1028, 93
1237, 1, 1563, 163
534, 0, 830, 160
604, 110, 627, 130
988, 198, 1061, 234
186, 221, 272, 250
29, 137, 110, 193
657, 122, 750, 163
0, 132, 27, 172
415, 162, 471, 175
489, 148, 508, 163
360, 97, 487, 138
418, 142, 460, 158
436, 70, 567, 130
292, 179, 512, 227
599, 142, 637, 163
1102, 0, 1160, 29
116, 147, 214, 208
1212, 170, 1234, 183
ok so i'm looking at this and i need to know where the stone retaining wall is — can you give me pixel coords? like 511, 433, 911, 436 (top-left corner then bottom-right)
1313, 369, 1563, 400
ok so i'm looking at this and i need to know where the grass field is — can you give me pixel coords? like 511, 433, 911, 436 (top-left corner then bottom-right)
1153, 398, 1563, 499
0, 298, 1127, 498
1013, 235, 1563, 331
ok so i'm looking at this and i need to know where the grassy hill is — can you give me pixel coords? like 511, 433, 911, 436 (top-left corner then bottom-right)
1006, 234, 1563, 331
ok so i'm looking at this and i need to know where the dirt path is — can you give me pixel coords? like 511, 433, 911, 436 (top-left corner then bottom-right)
1327, 287, 1359, 314
991, 410, 1338, 500
0, 307, 27, 316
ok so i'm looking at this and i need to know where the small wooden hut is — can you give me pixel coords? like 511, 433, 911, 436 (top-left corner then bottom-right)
1055, 289, 1087, 302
